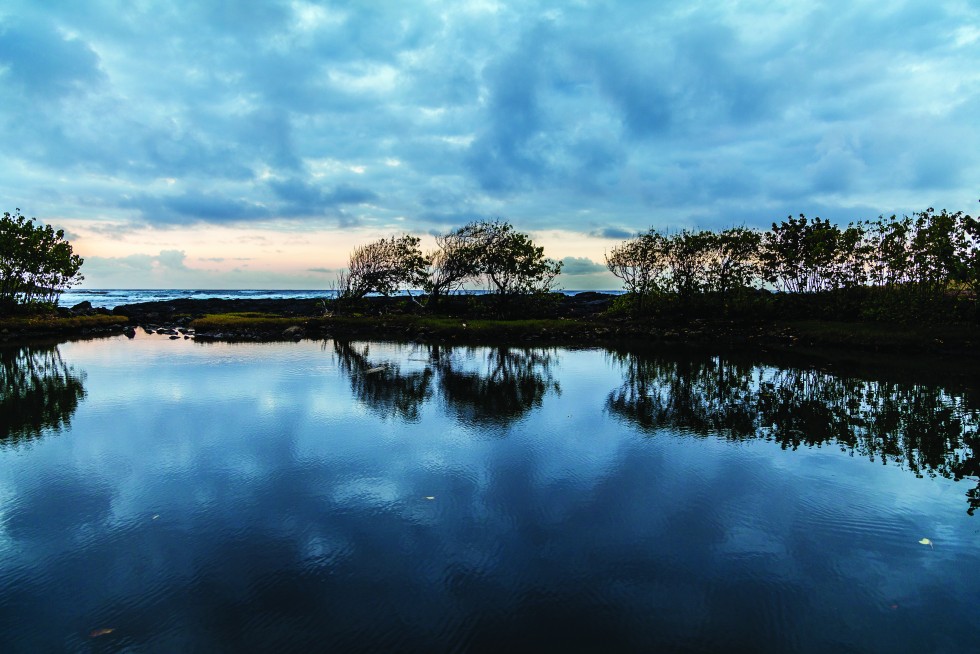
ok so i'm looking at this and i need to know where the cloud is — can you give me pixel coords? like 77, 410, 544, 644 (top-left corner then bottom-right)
84, 250, 188, 277
156, 249, 188, 270
1, 0, 978, 278
307, 267, 335, 274
268, 178, 379, 216
590, 227, 635, 240
560, 256, 606, 276
0, 17, 105, 99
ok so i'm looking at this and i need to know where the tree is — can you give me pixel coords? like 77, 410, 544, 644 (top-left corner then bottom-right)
0, 209, 84, 309
664, 230, 714, 301
424, 224, 485, 300
605, 230, 670, 312
704, 227, 762, 299
760, 215, 842, 293
336, 234, 428, 300
464, 219, 563, 295
908, 208, 968, 303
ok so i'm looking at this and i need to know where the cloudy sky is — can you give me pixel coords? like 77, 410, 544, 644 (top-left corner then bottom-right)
1, 0, 978, 289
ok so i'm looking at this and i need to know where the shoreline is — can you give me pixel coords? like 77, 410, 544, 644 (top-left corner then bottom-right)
1, 294, 979, 365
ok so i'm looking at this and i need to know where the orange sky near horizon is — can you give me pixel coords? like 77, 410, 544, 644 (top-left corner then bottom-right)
57, 218, 621, 290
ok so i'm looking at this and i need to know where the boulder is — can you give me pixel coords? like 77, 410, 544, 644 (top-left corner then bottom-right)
70, 301, 93, 315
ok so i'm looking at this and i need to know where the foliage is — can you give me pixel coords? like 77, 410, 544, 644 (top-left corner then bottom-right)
462, 219, 563, 295
663, 230, 714, 300
705, 227, 762, 299
760, 215, 846, 293
0, 209, 84, 309
424, 224, 485, 299
607, 227, 759, 314
336, 234, 428, 300
605, 206, 979, 323
605, 230, 670, 312
333, 220, 562, 315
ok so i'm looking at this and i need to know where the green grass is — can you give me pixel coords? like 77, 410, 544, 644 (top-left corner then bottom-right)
189, 312, 307, 331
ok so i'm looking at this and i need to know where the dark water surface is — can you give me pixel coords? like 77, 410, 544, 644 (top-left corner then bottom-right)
1, 337, 979, 652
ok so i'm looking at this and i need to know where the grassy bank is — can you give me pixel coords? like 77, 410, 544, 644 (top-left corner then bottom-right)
0, 313, 128, 340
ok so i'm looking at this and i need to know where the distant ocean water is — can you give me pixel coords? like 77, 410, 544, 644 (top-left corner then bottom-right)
60, 288, 623, 310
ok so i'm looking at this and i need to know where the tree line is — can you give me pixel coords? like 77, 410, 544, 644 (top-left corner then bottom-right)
605, 208, 980, 322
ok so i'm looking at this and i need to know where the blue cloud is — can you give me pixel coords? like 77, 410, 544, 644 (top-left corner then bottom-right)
0, 17, 104, 98
590, 227, 635, 240
0, 0, 977, 240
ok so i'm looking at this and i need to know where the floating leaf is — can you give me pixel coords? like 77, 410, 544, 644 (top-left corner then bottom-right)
919, 538, 933, 548
90, 628, 115, 638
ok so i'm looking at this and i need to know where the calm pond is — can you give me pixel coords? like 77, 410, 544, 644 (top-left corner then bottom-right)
1, 336, 979, 652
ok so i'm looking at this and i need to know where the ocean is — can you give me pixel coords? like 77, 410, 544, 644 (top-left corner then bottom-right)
60, 288, 623, 310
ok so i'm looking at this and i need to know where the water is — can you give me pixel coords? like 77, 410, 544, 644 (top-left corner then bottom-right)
1, 337, 978, 652
59, 288, 337, 309
60, 289, 624, 310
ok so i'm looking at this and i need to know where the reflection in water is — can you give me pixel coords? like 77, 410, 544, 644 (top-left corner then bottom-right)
0, 345, 86, 445
607, 351, 980, 513
333, 341, 434, 420
333, 341, 559, 425
2, 339, 980, 651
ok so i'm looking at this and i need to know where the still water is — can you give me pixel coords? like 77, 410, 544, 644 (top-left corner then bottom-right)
1, 337, 979, 652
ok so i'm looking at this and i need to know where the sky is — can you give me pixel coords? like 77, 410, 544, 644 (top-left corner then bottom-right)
1, 0, 978, 290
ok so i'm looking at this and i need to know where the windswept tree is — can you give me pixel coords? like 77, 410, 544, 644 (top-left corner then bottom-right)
0, 209, 84, 309
424, 224, 484, 300
470, 220, 563, 295
336, 234, 428, 300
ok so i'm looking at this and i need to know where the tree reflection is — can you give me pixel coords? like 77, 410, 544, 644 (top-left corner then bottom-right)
607, 351, 980, 514
0, 345, 86, 446
333, 341, 434, 421
332, 341, 559, 425
435, 346, 559, 425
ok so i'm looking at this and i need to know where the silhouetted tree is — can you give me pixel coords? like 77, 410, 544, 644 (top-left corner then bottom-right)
704, 227, 762, 300
336, 234, 428, 300
0, 209, 84, 309
605, 230, 670, 313
464, 220, 563, 295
